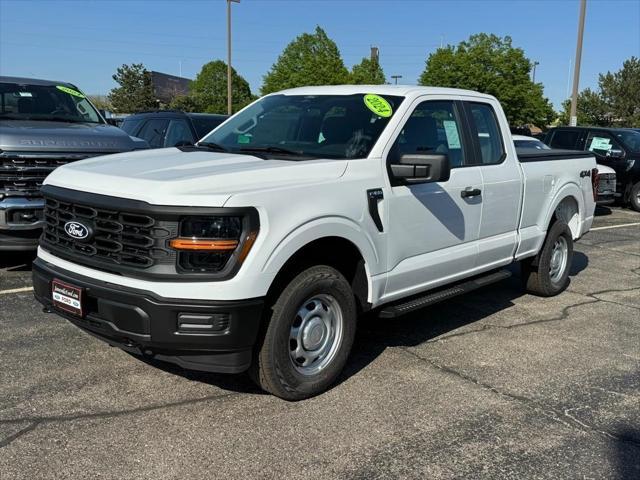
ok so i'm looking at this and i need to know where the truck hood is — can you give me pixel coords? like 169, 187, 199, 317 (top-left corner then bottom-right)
0, 120, 146, 153
43, 147, 348, 207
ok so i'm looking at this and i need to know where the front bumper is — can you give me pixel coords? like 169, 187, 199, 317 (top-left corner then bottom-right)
0, 197, 45, 250
32, 258, 264, 373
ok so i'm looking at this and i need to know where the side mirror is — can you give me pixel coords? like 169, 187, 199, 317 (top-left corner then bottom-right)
390, 154, 450, 184
105, 118, 119, 127
607, 149, 625, 159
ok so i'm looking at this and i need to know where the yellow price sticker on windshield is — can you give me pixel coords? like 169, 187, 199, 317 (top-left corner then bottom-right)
56, 85, 85, 98
363, 94, 392, 117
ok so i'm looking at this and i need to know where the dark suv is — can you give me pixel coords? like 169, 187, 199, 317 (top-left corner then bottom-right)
120, 111, 228, 148
545, 127, 640, 211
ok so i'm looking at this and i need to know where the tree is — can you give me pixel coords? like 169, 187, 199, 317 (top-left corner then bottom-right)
419, 33, 555, 126
262, 26, 349, 94
168, 94, 201, 113
350, 57, 386, 85
108, 63, 157, 113
599, 56, 640, 127
559, 88, 612, 126
88, 95, 112, 111
187, 60, 254, 114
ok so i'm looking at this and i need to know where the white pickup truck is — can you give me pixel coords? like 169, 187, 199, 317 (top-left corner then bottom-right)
33, 86, 597, 400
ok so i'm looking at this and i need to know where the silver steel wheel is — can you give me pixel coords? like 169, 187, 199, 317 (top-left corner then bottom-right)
549, 236, 569, 283
289, 294, 344, 376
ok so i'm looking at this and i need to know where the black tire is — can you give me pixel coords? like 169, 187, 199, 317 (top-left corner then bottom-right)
250, 265, 357, 400
630, 182, 640, 212
521, 221, 573, 297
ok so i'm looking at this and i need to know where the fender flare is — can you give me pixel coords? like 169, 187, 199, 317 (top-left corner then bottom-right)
260, 215, 380, 285
543, 182, 584, 238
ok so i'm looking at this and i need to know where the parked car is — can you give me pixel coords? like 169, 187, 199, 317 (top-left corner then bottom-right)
120, 111, 228, 148
513, 135, 615, 205
0, 76, 149, 250
545, 126, 640, 211
34, 86, 597, 399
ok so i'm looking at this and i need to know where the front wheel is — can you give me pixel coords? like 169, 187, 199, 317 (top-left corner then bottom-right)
629, 182, 640, 212
521, 221, 574, 297
250, 265, 357, 400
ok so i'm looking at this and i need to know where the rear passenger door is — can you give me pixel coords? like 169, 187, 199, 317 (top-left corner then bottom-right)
463, 101, 523, 269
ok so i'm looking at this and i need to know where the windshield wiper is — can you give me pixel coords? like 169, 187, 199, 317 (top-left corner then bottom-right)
238, 146, 317, 159
196, 141, 229, 152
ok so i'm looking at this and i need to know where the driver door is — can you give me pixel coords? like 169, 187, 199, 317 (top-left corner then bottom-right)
382, 98, 483, 303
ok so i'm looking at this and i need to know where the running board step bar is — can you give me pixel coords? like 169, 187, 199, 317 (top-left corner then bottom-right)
378, 269, 512, 319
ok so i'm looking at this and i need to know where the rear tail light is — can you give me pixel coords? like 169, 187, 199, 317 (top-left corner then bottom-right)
591, 168, 599, 202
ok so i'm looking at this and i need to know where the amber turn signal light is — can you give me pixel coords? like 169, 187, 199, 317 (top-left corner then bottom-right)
169, 238, 239, 251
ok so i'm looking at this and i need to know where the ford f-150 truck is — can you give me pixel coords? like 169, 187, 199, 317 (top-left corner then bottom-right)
0, 76, 148, 250
33, 86, 597, 400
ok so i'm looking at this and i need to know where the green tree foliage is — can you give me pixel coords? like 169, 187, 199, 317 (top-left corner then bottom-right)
168, 94, 202, 113
108, 63, 157, 113
419, 33, 555, 126
88, 95, 112, 111
559, 88, 612, 126
599, 56, 640, 127
186, 60, 253, 114
350, 57, 386, 85
262, 27, 349, 94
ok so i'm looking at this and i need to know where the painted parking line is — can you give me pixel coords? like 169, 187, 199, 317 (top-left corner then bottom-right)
590, 222, 640, 231
0, 286, 33, 295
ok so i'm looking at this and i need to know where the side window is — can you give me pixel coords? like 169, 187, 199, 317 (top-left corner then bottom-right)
469, 103, 505, 164
548, 129, 581, 150
164, 119, 194, 147
137, 119, 169, 148
585, 132, 623, 157
391, 100, 466, 167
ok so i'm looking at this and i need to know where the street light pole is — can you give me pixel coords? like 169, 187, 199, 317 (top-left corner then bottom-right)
569, 0, 587, 126
391, 75, 402, 85
227, 0, 240, 116
531, 61, 539, 83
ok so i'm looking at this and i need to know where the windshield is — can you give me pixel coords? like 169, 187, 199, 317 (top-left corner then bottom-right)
0, 81, 103, 124
200, 93, 404, 160
514, 139, 550, 150
614, 130, 640, 153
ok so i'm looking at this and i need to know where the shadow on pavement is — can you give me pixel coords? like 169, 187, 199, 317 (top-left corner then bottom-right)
0, 251, 36, 271
595, 205, 613, 216
119, 255, 592, 397
614, 428, 640, 480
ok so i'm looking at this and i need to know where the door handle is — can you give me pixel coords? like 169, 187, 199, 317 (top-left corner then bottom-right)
461, 187, 482, 198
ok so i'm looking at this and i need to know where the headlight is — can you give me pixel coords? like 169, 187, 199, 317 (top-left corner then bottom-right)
169, 215, 258, 273
626, 159, 635, 171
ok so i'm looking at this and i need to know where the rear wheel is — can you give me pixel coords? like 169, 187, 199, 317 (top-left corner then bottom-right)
522, 221, 573, 297
630, 182, 640, 212
250, 265, 357, 400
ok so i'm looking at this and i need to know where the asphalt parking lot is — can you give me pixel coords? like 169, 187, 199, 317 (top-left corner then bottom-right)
1, 207, 639, 480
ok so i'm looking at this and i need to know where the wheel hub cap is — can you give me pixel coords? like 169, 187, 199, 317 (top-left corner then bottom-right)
289, 294, 344, 376
302, 317, 326, 350
549, 236, 568, 283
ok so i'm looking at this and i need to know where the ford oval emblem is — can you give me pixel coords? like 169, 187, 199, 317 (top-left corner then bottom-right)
64, 221, 91, 241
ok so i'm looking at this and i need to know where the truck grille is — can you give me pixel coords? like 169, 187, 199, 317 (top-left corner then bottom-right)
42, 197, 177, 270
598, 172, 616, 194
0, 152, 100, 197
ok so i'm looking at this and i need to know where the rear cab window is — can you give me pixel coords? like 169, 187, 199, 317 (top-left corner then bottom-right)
467, 102, 505, 165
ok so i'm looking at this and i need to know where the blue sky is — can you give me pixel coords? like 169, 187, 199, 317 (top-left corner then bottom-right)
1, 0, 638, 109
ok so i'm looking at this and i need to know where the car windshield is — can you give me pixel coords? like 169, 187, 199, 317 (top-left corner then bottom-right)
0, 81, 102, 124
514, 139, 550, 150
200, 93, 404, 160
614, 130, 640, 153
